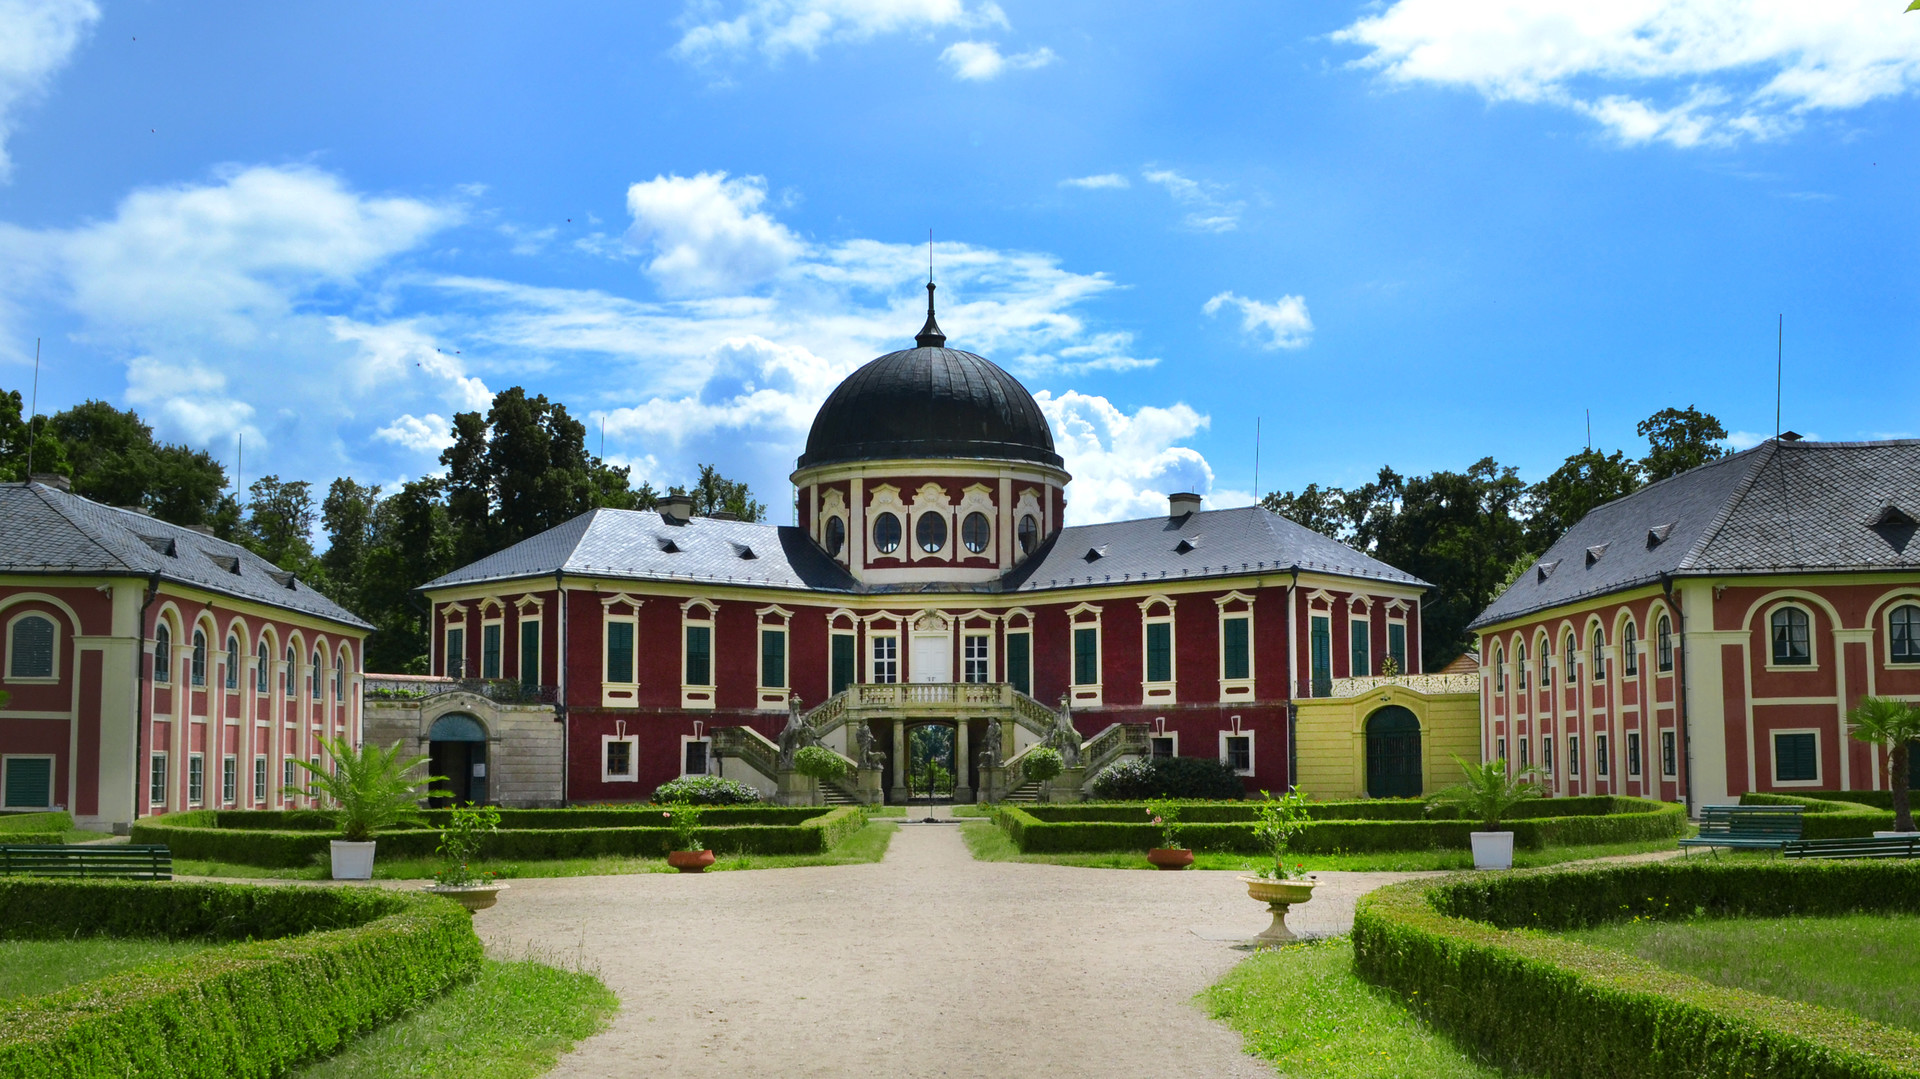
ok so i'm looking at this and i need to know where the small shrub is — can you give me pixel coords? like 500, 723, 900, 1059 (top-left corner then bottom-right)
1023, 747, 1065, 785
660, 803, 703, 852
1090, 755, 1243, 800
650, 775, 763, 805
433, 804, 500, 888
792, 746, 851, 785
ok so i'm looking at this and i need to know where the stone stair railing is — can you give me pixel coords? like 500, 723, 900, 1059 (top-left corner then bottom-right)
799, 683, 1065, 741
710, 725, 780, 785
1078, 722, 1151, 783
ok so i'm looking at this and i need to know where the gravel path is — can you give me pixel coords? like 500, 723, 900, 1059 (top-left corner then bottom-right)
475, 815, 1439, 1079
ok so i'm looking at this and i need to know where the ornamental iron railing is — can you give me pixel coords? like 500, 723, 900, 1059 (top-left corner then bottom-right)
364, 676, 559, 706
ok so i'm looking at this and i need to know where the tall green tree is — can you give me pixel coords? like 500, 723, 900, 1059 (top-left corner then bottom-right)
1259, 482, 1352, 540
319, 478, 382, 610
673, 463, 766, 522
33, 397, 231, 526
358, 477, 456, 673
441, 388, 601, 564
1638, 405, 1729, 482
242, 475, 319, 573
1524, 448, 1642, 552
0, 388, 68, 482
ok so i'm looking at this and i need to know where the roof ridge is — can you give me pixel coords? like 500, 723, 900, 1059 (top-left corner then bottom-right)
1676, 440, 1777, 572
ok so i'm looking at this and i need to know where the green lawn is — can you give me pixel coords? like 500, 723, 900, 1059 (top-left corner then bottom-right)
0, 938, 214, 1000
960, 820, 1684, 871
177, 820, 898, 880
1204, 938, 1501, 1078
1562, 913, 1920, 1033
294, 956, 616, 1078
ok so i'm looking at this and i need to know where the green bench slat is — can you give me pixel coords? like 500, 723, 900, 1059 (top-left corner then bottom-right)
0, 844, 171, 880
1783, 836, 1920, 860
1679, 805, 1804, 852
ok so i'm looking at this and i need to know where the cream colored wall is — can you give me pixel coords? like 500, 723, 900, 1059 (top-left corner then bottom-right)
1292, 687, 1480, 800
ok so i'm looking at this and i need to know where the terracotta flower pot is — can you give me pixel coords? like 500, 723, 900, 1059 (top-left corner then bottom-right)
1146, 847, 1194, 870
668, 849, 716, 873
1241, 876, 1318, 945
424, 883, 507, 912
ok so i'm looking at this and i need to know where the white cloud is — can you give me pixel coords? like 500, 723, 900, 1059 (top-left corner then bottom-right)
625, 171, 806, 296
0, 0, 97, 181
1335, 0, 1920, 148
125, 355, 259, 447
1203, 291, 1314, 350
375, 413, 455, 454
676, 0, 1006, 63
1036, 390, 1217, 524
1142, 168, 1244, 232
940, 40, 1054, 80
1060, 173, 1129, 190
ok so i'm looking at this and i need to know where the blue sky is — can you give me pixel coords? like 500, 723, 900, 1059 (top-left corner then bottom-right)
2, 0, 1917, 525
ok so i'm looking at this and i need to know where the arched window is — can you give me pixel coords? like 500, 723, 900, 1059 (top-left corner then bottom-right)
256, 641, 269, 693
823, 515, 846, 558
1591, 626, 1605, 681
916, 512, 947, 554
1018, 514, 1039, 555
225, 634, 240, 690
1656, 615, 1673, 672
153, 623, 172, 683
962, 512, 991, 554
872, 512, 901, 554
310, 650, 322, 699
190, 629, 208, 686
1563, 632, 1577, 684
1494, 644, 1506, 692
284, 647, 295, 695
1622, 620, 1638, 675
1537, 637, 1550, 685
1890, 604, 1920, 665
1516, 641, 1528, 690
8, 615, 55, 679
334, 654, 344, 698
1770, 606, 1811, 666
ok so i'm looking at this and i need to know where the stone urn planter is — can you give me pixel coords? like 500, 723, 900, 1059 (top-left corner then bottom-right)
330, 840, 377, 881
1241, 876, 1318, 945
1469, 831, 1515, 870
667, 849, 716, 873
424, 883, 508, 912
1145, 847, 1194, 871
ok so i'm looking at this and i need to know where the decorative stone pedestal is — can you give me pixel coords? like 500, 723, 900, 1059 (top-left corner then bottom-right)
777, 770, 817, 806
1043, 767, 1086, 802
1242, 877, 1317, 946
977, 765, 1005, 804
854, 766, 884, 805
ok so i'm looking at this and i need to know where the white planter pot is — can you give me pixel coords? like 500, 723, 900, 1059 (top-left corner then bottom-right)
330, 840, 377, 880
1874, 831, 1920, 839
1470, 830, 1515, 870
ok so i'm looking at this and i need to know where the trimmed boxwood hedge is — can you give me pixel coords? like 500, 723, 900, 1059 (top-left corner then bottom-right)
0, 809, 74, 844
992, 796, 1684, 854
132, 805, 866, 868
1352, 861, 1920, 1079
0, 878, 481, 1078
1740, 792, 1896, 837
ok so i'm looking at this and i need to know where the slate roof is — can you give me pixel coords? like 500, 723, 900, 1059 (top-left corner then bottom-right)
1471, 438, 1920, 629
0, 481, 371, 629
798, 345, 1062, 470
422, 504, 1427, 596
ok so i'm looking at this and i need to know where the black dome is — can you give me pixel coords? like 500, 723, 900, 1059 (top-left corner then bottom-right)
799, 337, 1062, 471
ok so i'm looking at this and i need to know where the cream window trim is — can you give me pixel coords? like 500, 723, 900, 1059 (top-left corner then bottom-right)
1213, 590, 1255, 701
1067, 602, 1103, 707
867, 484, 907, 563
908, 482, 953, 562
680, 734, 714, 778
1138, 594, 1176, 700
601, 731, 639, 783
1769, 727, 1824, 787
867, 625, 901, 684
3, 610, 60, 684
600, 595, 644, 708
1764, 602, 1820, 672
680, 598, 716, 711
1, 753, 57, 810
1217, 727, 1256, 777
757, 604, 794, 709
956, 483, 996, 560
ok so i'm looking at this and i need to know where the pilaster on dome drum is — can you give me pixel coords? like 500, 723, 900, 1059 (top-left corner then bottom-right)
797, 284, 1064, 471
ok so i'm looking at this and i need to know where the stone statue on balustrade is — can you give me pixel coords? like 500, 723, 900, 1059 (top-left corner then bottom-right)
854, 722, 883, 770
1049, 709, 1082, 768
777, 698, 815, 768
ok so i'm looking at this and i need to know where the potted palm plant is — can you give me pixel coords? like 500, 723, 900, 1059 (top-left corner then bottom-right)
285, 734, 442, 880
1144, 797, 1192, 870
426, 804, 507, 911
662, 802, 713, 872
1241, 789, 1317, 944
1428, 755, 1542, 869
1848, 696, 1920, 836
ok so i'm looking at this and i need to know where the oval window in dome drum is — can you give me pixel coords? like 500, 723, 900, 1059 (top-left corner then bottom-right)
873, 512, 901, 554
962, 512, 990, 553
917, 513, 947, 554
1018, 514, 1039, 555
824, 515, 846, 557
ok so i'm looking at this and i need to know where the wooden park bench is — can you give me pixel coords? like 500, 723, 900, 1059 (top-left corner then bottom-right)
1677, 805, 1803, 855
0, 844, 171, 881
1782, 834, 1920, 860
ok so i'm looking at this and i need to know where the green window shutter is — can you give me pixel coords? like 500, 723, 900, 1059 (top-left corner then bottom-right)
605, 622, 634, 684
520, 621, 541, 687
481, 624, 501, 679
1007, 633, 1031, 695
761, 629, 786, 689
1145, 622, 1171, 683
830, 635, 855, 695
1310, 617, 1332, 696
1350, 621, 1369, 677
1073, 627, 1099, 686
1774, 733, 1817, 782
1222, 618, 1249, 681
686, 626, 712, 686
1388, 623, 1407, 673
4, 758, 51, 809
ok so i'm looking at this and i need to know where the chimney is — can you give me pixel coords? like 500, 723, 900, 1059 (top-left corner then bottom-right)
661, 494, 695, 524
30, 473, 70, 492
708, 510, 740, 521
1168, 492, 1202, 518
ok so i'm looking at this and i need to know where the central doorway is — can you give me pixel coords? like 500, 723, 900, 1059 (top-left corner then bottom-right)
1364, 706, 1422, 799
911, 635, 951, 683
427, 713, 488, 806
904, 722, 955, 803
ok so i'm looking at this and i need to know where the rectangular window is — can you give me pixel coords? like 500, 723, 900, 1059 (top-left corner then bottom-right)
603, 738, 635, 781
1518, 737, 1530, 767
1661, 730, 1678, 778
1627, 732, 1642, 777
309, 755, 321, 792
760, 628, 787, 689
1222, 617, 1250, 681
283, 757, 297, 794
605, 621, 634, 684
1006, 632, 1030, 695
222, 756, 238, 803
1657, 619, 1674, 672
481, 623, 502, 679
188, 754, 205, 805
1596, 733, 1610, 777
1542, 736, 1554, 774
253, 756, 267, 802
685, 626, 712, 686
683, 739, 710, 776
1496, 735, 1507, 763
445, 627, 466, 679
1350, 620, 1370, 678
1150, 735, 1176, 759
872, 635, 898, 684
520, 620, 541, 688
831, 634, 856, 695
1145, 622, 1172, 683
1222, 733, 1253, 774
963, 635, 990, 683
1310, 616, 1332, 696
1773, 731, 1818, 783
1388, 622, 1408, 673
1072, 627, 1099, 686
1567, 735, 1580, 777
2, 757, 53, 809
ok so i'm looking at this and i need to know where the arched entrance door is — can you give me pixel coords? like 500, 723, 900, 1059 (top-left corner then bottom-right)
1365, 706, 1422, 799
428, 713, 488, 806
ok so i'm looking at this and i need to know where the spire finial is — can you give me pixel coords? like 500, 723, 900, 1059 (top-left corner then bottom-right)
915, 231, 946, 347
